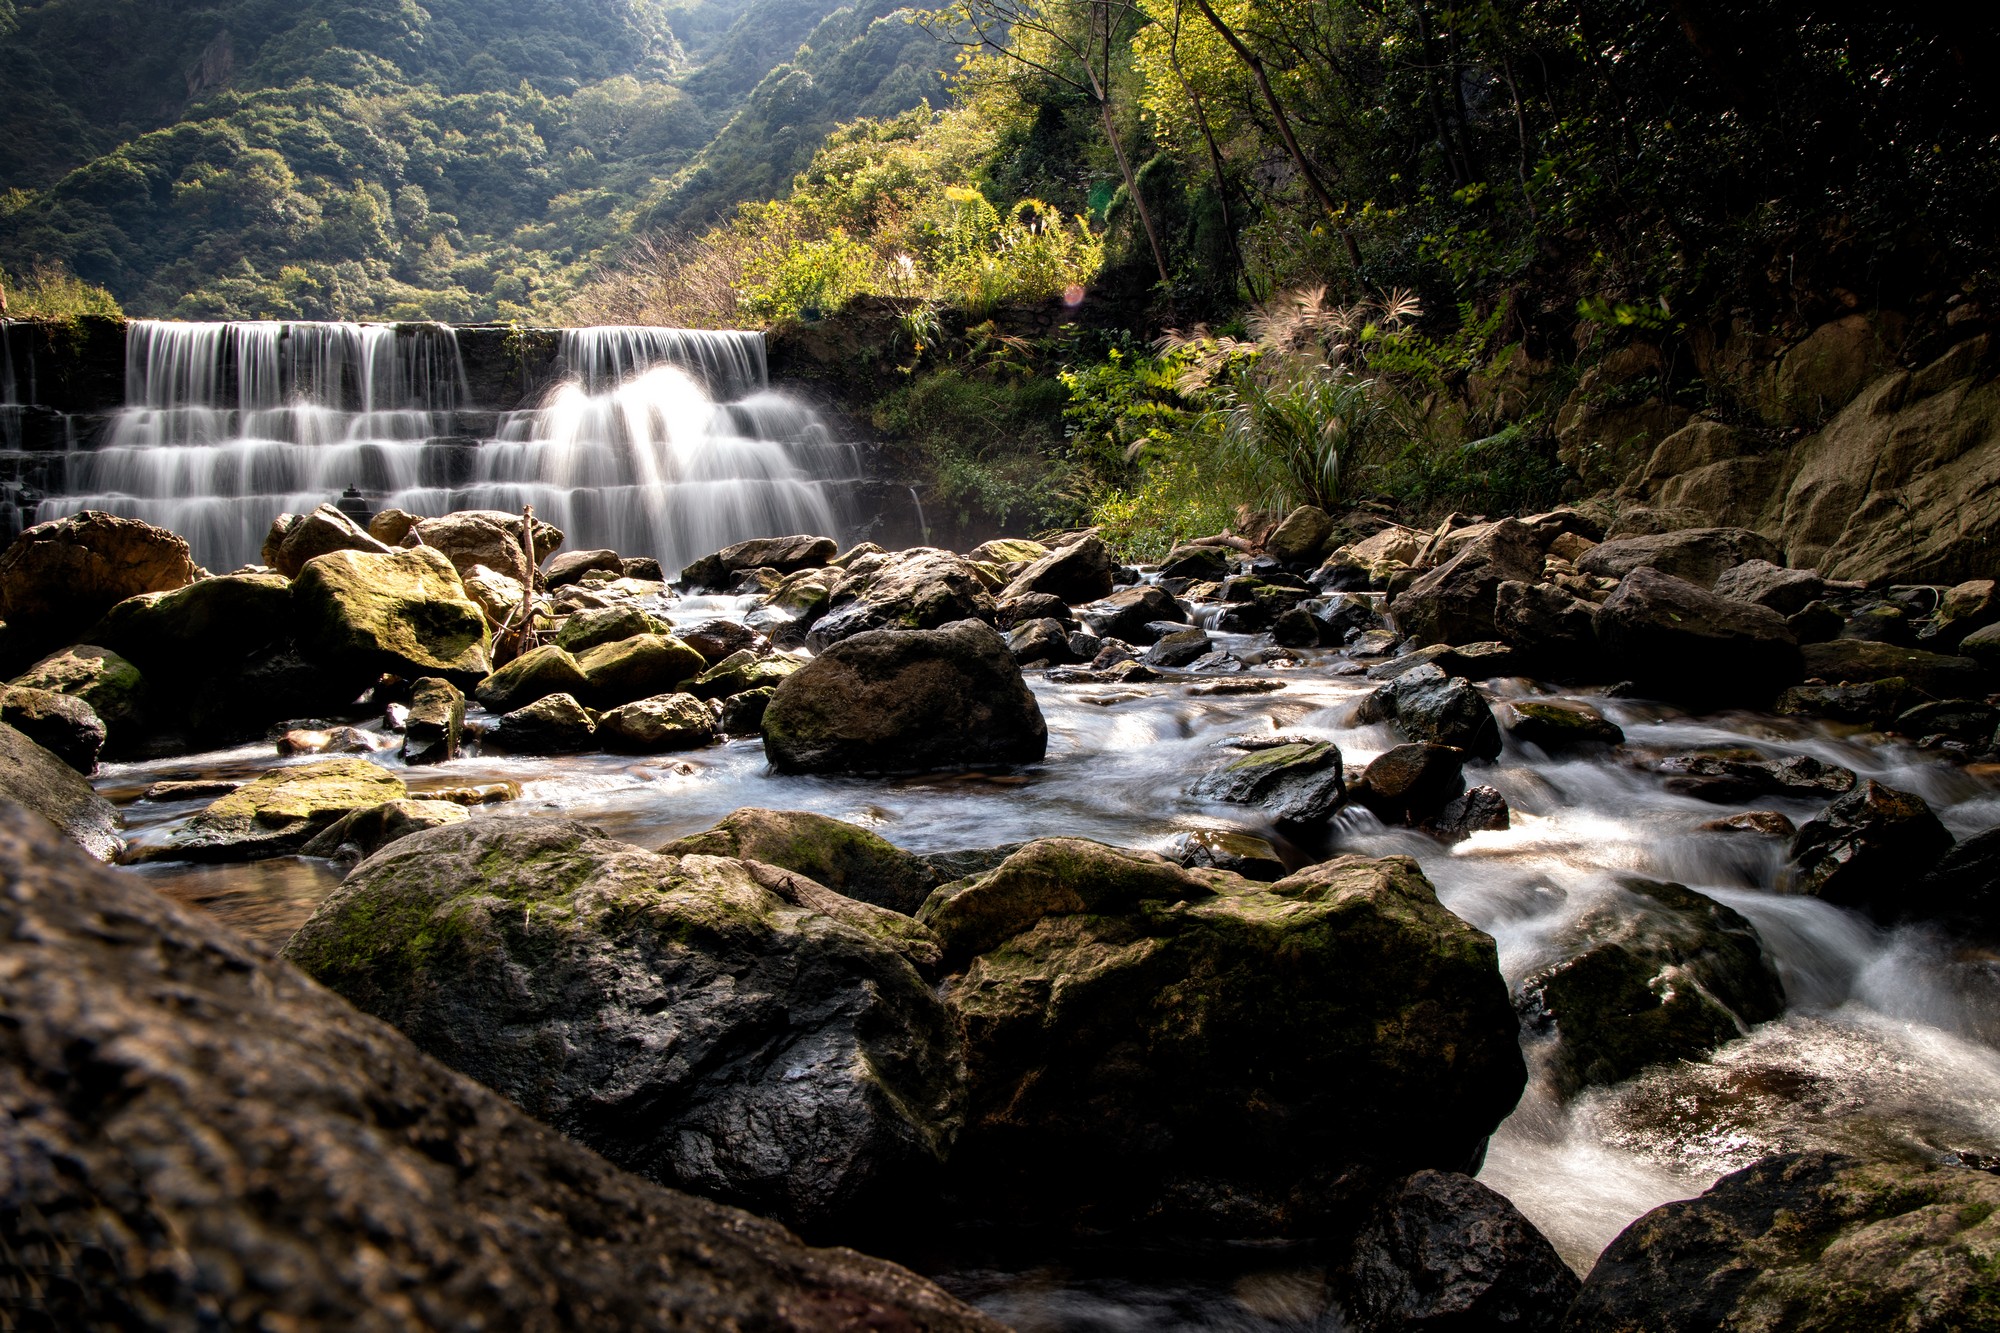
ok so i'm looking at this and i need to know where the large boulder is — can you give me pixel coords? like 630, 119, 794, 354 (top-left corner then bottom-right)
262, 502, 393, 577
415, 510, 564, 586
1075, 585, 1189, 643
1346, 1170, 1578, 1333
10, 643, 150, 749
1594, 567, 1801, 707
576, 632, 707, 706
1788, 779, 1956, 918
916, 843, 1526, 1232
1191, 739, 1348, 827
1, 684, 106, 773
487, 691, 597, 753
1521, 877, 1784, 1095
1267, 505, 1335, 564
0, 721, 121, 859
1710, 558, 1827, 615
89, 571, 295, 675
598, 692, 717, 752
545, 547, 625, 587
661, 808, 940, 916
135, 757, 407, 863
1493, 580, 1602, 677
763, 620, 1047, 775
680, 535, 839, 589
475, 641, 590, 713
0, 510, 199, 644
1575, 526, 1781, 588
293, 545, 492, 687
1799, 638, 1986, 699
284, 818, 966, 1235
807, 548, 996, 648
0, 802, 1000, 1330
1567, 1151, 2000, 1333
1355, 664, 1503, 759
556, 604, 667, 654
998, 532, 1115, 605
1389, 519, 1543, 646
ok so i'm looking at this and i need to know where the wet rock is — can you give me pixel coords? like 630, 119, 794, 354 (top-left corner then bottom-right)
999, 532, 1115, 604
263, 502, 393, 577
415, 510, 563, 586
1076, 585, 1189, 644
1775, 677, 1911, 723
680, 534, 838, 589
299, 797, 469, 861
1273, 605, 1323, 647
917, 842, 1526, 1232
1521, 877, 1785, 1095
276, 724, 385, 756
1068, 629, 1104, 661
1159, 544, 1231, 582
1787, 598, 1846, 643
1567, 1151, 2000, 1333
1495, 580, 1603, 676
1906, 827, 2000, 938
1267, 505, 1335, 564
576, 633, 707, 707
1169, 828, 1287, 881
0, 806, 995, 1330
1007, 617, 1077, 666
1500, 699, 1625, 750
621, 556, 664, 581
142, 779, 240, 801
293, 545, 492, 687
1349, 628, 1400, 657
1839, 602, 1913, 644
0, 511, 199, 645
995, 591, 1073, 629
365, 506, 422, 544
1788, 779, 1955, 918
137, 757, 407, 863
661, 808, 940, 916
1352, 744, 1468, 826
1648, 750, 1855, 803
598, 692, 717, 752
1575, 526, 1781, 588
687, 647, 804, 699
1703, 811, 1798, 838
11, 643, 149, 746
1346, 1170, 1578, 1333
1896, 698, 2000, 742
1368, 641, 1519, 682
1, 685, 105, 773
474, 642, 589, 713
487, 691, 596, 754
1802, 638, 1986, 698
285, 818, 964, 1234
1710, 559, 1827, 615
675, 617, 766, 664
402, 676, 464, 765
545, 547, 625, 587
1388, 518, 1543, 646
1192, 739, 1347, 827
808, 548, 997, 648
1425, 786, 1511, 844
718, 686, 776, 734
1356, 664, 1503, 760
1594, 567, 1801, 708
764, 620, 1046, 776
1144, 625, 1213, 668
0, 721, 121, 859
1310, 592, 1387, 641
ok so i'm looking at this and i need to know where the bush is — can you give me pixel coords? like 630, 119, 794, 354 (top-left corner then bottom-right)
1, 262, 122, 320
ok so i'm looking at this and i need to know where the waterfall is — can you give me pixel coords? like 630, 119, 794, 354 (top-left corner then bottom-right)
35, 321, 857, 574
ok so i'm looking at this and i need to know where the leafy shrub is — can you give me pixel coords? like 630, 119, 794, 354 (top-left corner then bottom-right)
1, 262, 123, 320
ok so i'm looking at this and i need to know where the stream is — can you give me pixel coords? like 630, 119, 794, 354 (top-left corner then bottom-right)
99, 598, 2000, 1331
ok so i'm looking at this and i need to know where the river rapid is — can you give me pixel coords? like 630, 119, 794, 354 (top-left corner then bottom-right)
99, 597, 2000, 1331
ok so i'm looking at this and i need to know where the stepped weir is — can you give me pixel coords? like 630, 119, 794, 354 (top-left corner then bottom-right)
0, 319, 861, 573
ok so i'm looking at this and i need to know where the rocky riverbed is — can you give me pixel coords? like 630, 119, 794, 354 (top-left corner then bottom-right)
4, 501, 2000, 1330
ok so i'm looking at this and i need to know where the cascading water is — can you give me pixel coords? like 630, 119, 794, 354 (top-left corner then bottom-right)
37, 320, 857, 573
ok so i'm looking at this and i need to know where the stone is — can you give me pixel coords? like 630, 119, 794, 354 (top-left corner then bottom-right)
1143, 625, 1213, 668
1272, 605, 1323, 647
1352, 744, 1467, 827
299, 797, 469, 860
1368, 641, 1519, 682
661, 808, 940, 916
402, 676, 465, 765
1905, 827, 2000, 938
621, 556, 664, 580
1499, 699, 1625, 750
1895, 698, 2000, 742
1, 685, 105, 773
0, 805, 997, 1330
1425, 786, 1511, 844
10, 643, 150, 748
1520, 877, 1784, 1095
87, 572, 294, 678
1346, 1170, 1578, 1333
474, 642, 590, 713
1159, 544, 1231, 582
1788, 779, 1955, 918
1710, 558, 1827, 615
763, 620, 1046, 775
1567, 1151, 2000, 1333
999, 532, 1115, 604
1389, 519, 1544, 646
459, 562, 530, 629
1773, 312, 1905, 425
414, 510, 563, 586
293, 545, 492, 687
1075, 585, 1189, 644
276, 725, 386, 756
1594, 567, 1801, 708
1267, 505, 1335, 564
545, 547, 625, 587
1646, 750, 1855, 804
1493, 580, 1604, 677
680, 534, 838, 588
995, 591, 1073, 629
0, 721, 121, 859
718, 686, 776, 733
917, 843, 1526, 1231
137, 757, 407, 863
1839, 602, 1913, 644
808, 548, 997, 648
1356, 664, 1503, 759
1007, 616, 1077, 666
1169, 828, 1286, 881
285, 818, 965, 1234
576, 633, 708, 706
487, 692, 596, 754
1192, 739, 1347, 827
968, 537, 1049, 565
674, 617, 766, 664
598, 692, 717, 752
263, 502, 394, 576
1576, 527, 1781, 588
687, 648, 804, 699
1775, 677, 1911, 723
365, 507, 422, 544
0, 510, 199, 642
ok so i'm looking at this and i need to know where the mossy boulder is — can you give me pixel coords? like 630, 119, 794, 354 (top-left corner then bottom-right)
137, 758, 407, 863
487, 692, 596, 753
0, 720, 122, 860
1521, 877, 1784, 1095
599, 692, 716, 753
283, 818, 966, 1235
11, 644, 150, 751
401, 676, 465, 766
1568, 1151, 2000, 1333
1, 685, 105, 773
998, 533, 1115, 605
1191, 740, 1347, 827
968, 538, 1049, 566
299, 798, 469, 861
89, 573, 294, 676
764, 620, 1047, 776
575, 633, 706, 707
686, 649, 802, 699
662, 808, 940, 915
917, 841, 1526, 1232
293, 546, 491, 687
1499, 698, 1626, 750
555, 604, 668, 654
475, 642, 589, 713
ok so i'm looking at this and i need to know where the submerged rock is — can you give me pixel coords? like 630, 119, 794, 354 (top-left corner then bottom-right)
1788, 779, 1956, 918
0, 721, 121, 860
1191, 739, 1347, 827
285, 818, 966, 1235
763, 620, 1046, 775
137, 757, 407, 863
661, 807, 940, 915
0, 803, 998, 1330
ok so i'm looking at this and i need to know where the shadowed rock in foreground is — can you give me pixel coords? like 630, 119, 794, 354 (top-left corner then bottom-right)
0, 801, 1000, 1331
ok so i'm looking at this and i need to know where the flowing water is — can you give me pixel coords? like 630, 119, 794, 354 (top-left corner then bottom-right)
35, 321, 860, 573
95, 604, 2000, 1327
